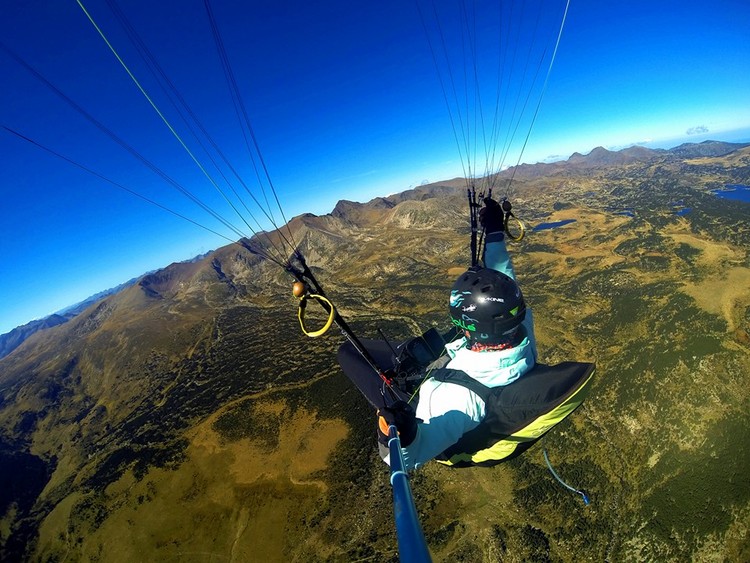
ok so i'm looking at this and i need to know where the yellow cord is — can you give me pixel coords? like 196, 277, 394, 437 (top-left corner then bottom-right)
297, 294, 335, 337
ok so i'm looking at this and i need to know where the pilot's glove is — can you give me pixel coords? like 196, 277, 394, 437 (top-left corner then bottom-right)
377, 400, 418, 447
480, 197, 506, 235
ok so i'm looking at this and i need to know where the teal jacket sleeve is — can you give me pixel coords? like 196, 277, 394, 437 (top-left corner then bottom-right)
482, 231, 516, 279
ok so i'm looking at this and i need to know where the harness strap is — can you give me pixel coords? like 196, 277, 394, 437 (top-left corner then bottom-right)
430, 368, 493, 403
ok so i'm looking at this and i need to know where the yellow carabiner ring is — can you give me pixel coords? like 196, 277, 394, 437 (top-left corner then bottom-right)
297, 293, 336, 337
505, 216, 526, 242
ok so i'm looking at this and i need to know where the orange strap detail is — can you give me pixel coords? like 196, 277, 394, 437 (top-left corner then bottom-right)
378, 414, 392, 437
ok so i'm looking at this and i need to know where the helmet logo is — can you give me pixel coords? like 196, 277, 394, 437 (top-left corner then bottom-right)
479, 296, 505, 303
450, 290, 471, 308
451, 314, 478, 332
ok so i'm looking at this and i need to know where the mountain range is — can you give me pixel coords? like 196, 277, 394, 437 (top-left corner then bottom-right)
3, 139, 745, 360
1, 140, 749, 561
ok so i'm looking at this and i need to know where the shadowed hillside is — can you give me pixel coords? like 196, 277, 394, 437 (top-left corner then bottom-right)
1, 143, 749, 561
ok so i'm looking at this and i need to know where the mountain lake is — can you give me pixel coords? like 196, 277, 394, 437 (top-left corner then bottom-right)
712, 184, 750, 203
533, 218, 577, 231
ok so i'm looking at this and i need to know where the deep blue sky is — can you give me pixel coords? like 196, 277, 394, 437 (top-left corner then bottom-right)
1, 0, 749, 334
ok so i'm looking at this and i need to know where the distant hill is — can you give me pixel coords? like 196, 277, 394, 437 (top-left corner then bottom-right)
506, 139, 750, 178
567, 145, 661, 167
567, 140, 749, 165
56, 277, 143, 317
0, 278, 143, 360
0, 257, 221, 361
0, 314, 73, 359
668, 139, 750, 158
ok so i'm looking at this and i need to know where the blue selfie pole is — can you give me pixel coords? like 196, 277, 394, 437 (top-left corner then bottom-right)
388, 425, 432, 562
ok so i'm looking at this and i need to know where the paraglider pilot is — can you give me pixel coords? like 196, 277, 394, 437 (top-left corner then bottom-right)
338, 197, 538, 470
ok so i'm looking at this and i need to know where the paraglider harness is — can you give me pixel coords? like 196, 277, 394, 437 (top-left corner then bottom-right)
347, 325, 595, 468
429, 362, 594, 467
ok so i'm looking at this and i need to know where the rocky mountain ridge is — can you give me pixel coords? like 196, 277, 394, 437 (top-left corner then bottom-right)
4, 140, 746, 357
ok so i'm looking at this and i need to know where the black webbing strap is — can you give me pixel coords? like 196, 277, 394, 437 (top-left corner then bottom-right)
430, 368, 493, 403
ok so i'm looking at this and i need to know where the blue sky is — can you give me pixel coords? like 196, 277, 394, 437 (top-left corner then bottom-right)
1, 0, 749, 335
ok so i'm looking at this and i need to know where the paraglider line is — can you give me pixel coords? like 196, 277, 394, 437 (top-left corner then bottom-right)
504, 0, 570, 194
0, 40, 254, 243
76, 0, 281, 258
3, 125, 234, 245
543, 448, 590, 505
103, 0, 292, 266
202, 0, 299, 255
415, 0, 471, 185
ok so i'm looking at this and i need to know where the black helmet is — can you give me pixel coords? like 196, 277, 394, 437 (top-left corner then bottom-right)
448, 267, 526, 343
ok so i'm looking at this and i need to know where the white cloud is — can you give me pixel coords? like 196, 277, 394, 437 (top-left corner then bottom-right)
686, 125, 709, 135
